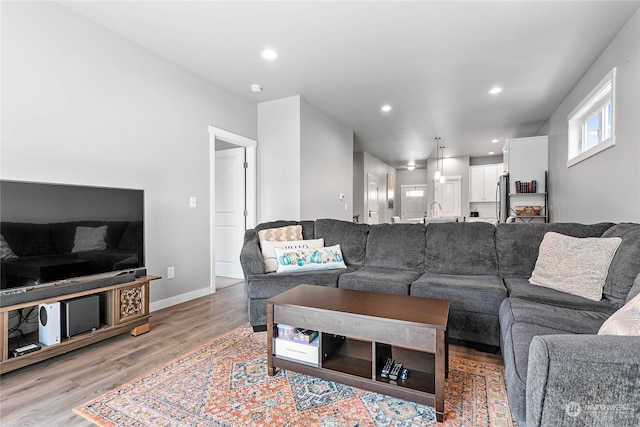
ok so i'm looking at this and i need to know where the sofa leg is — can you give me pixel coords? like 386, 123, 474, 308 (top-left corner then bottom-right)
252, 325, 267, 332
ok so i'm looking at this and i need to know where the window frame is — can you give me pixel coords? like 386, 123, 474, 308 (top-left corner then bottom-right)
567, 68, 616, 167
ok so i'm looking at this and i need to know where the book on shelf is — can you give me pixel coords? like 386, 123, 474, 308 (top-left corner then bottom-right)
515, 180, 538, 194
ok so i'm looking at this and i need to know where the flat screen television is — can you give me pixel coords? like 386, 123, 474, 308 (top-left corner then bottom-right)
0, 180, 145, 297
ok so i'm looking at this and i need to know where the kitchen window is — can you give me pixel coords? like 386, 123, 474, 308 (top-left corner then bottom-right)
567, 68, 616, 167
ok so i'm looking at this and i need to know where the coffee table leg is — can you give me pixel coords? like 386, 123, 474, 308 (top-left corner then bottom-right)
266, 303, 276, 376
435, 329, 446, 422
445, 327, 449, 379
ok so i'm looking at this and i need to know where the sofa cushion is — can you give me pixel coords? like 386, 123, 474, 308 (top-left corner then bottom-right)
598, 292, 640, 336
501, 320, 565, 424
410, 273, 506, 315
529, 232, 621, 301
0, 223, 56, 257
499, 297, 611, 336
314, 219, 369, 266
600, 223, 640, 307
495, 222, 614, 278
627, 273, 640, 303
504, 277, 617, 313
261, 238, 324, 273
338, 266, 421, 295
364, 223, 425, 271
246, 267, 354, 299
425, 222, 498, 275
274, 244, 347, 273
118, 221, 143, 251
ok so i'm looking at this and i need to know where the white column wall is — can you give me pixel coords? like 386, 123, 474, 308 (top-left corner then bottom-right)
300, 98, 353, 221
257, 96, 302, 222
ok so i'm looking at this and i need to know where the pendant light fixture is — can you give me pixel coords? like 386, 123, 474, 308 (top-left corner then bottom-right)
433, 137, 442, 181
439, 144, 446, 184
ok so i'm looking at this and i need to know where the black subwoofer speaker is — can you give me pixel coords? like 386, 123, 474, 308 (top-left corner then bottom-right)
62, 295, 100, 337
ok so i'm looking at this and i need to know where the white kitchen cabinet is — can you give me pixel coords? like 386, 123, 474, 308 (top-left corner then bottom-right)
469, 164, 503, 202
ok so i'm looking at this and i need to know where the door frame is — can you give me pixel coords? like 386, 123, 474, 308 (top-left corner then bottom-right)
209, 126, 257, 292
400, 184, 428, 222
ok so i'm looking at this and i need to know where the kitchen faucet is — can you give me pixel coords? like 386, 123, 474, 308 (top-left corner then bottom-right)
429, 201, 442, 218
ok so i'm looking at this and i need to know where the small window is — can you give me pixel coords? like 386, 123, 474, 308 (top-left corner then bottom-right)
567, 68, 616, 167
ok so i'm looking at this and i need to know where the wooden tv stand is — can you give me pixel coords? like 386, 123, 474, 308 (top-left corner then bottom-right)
0, 275, 159, 374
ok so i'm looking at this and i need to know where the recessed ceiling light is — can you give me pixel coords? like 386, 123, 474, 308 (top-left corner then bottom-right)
381, 105, 392, 113
488, 87, 503, 95
261, 49, 278, 60
491, 139, 499, 143
406, 164, 416, 171
488, 151, 495, 155
250, 84, 263, 93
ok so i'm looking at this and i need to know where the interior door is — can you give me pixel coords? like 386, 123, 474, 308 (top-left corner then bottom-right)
367, 173, 379, 224
401, 185, 428, 222
434, 177, 461, 217
215, 147, 245, 278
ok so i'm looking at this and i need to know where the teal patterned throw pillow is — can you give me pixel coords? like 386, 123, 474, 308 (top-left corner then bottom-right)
274, 244, 347, 273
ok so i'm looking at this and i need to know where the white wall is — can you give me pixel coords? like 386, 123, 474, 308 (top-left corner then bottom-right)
257, 96, 301, 222
544, 10, 640, 223
257, 96, 354, 222
300, 98, 353, 221
1, 2, 257, 307
353, 152, 398, 224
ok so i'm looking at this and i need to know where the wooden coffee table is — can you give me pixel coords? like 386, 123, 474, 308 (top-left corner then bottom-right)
267, 284, 449, 422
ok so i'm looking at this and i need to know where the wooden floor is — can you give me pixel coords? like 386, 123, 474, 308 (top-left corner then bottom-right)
0, 282, 502, 426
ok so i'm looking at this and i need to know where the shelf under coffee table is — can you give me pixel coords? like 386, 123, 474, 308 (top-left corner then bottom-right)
267, 284, 449, 422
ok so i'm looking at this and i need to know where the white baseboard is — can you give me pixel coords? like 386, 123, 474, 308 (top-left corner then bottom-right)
150, 286, 214, 312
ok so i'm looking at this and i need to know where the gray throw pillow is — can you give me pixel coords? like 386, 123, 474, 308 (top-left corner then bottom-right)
529, 232, 622, 301
72, 226, 108, 252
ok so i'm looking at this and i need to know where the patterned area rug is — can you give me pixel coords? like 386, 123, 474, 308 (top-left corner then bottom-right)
74, 324, 516, 426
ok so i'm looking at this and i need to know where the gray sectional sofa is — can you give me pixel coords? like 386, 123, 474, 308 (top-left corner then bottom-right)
240, 218, 640, 426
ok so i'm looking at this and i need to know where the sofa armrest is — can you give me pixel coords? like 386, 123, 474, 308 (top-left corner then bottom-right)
526, 334, 640, 427
239, 229, 265, 277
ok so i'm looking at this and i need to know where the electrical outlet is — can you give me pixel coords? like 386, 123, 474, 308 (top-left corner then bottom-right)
167, 266, 175, 279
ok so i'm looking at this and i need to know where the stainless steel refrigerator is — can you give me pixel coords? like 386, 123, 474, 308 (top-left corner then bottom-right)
496, 172, 509, 223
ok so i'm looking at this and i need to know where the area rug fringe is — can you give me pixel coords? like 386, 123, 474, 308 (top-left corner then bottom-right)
74, 323, 516, 427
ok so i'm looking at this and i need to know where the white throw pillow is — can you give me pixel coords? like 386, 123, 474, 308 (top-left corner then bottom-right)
260, 238, 324, 273
72, 226, 108, 252
274, 244, 347, 273
598, 292, 640, 336
529, 232, 622, 301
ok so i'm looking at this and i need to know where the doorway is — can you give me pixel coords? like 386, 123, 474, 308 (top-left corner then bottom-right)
401, 184, 428, 222
367, 173, 379, 224
209, 126, 257, 290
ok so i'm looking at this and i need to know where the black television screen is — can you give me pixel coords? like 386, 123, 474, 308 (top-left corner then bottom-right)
0, 180, 144, 291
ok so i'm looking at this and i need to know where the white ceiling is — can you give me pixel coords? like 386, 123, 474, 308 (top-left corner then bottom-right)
59, 1, 639, 169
